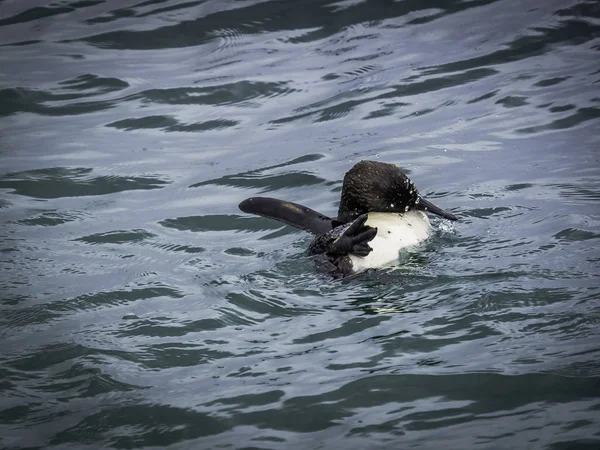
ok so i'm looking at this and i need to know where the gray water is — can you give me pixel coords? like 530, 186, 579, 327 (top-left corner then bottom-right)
1, 0, 599, 449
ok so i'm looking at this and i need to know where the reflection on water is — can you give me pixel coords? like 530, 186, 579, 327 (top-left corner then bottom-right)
0, 0, 599, 449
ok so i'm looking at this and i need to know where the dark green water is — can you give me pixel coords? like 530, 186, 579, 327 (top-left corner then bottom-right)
1, 0, 599, 449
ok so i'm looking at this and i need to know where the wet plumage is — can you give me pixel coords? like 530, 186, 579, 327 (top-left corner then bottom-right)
239, 160, 458, 277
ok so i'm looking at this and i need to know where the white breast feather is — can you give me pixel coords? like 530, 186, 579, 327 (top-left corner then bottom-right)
348, 211, 431, 272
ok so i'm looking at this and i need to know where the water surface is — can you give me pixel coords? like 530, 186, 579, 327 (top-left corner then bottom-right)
1, 0, 599, 448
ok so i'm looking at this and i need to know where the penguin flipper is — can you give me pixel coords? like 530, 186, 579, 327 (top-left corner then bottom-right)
238, 197, 334, 235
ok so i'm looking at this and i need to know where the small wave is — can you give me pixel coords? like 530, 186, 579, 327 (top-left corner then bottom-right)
160, 214, 285, 233
191, 154, 327, 191
0, 2, 103, 27
136, 81, 297, 107
16, 210, 93, 227
0, 167, 169, 199
106, 115, 238, 132
516, 107, 600, 134
74, 229, 157, 245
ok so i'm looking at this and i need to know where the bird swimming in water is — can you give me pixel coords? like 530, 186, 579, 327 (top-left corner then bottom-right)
239, 160, 458, 277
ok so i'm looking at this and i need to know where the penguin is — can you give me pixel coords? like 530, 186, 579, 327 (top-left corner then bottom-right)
239, 160, 457, 277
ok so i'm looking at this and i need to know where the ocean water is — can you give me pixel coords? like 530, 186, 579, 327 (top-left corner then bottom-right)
0, 0, 599, 449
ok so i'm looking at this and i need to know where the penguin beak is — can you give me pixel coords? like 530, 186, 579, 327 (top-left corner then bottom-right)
416, 196, 458, 221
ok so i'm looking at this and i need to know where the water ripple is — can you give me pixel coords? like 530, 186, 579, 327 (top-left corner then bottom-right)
1, 0, 599, 448
0, 167, 169, 199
